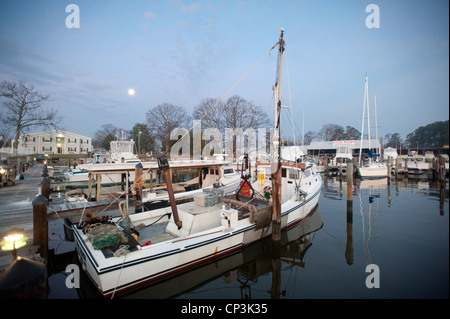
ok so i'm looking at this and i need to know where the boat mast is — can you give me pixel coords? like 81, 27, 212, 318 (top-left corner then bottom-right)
272, 28, 285, 242
374, 95, 380, 160
359, 74, 367, 166
366, 75, 371, 162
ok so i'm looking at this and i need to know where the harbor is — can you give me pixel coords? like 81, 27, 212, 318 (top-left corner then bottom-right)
0, 159, 448, 298
0, 1, 448, 303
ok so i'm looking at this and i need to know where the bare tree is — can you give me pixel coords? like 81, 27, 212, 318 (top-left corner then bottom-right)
146, 103, 189, 153
303, 130, 317, 145
222, 95, 270, 130
0, 80, 61, 155
192, 97, 224, 131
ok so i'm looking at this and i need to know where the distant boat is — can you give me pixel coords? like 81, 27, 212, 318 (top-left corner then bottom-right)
64, 140, 140, 183
357, 75, 387, 179
383, 147, 398, 161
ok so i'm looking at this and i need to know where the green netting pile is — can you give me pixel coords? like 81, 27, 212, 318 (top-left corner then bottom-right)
87, 224, 128, 250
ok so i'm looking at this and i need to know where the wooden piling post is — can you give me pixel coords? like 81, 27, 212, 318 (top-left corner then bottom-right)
404, 159, 408, 178
32, 195, 48, 260
395, 158, 399, 179
439, 156, 446, 182
96, 174, 102, 202
88, 172, 93, 201
40, 178, 50, 200
347, 162, 353, 202
387, 156, 391, 184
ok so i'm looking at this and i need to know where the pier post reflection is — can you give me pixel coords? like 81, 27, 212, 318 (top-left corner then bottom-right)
345, 162, 354, 265
346, 198, 354, 265
440, 180, 446, 215
271, 239, 281, 299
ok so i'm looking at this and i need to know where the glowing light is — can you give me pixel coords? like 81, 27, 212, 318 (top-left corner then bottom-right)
1, 232, 28, 251
128, 89, 135, 96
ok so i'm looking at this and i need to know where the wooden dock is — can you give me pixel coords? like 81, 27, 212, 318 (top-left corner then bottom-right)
0, 164, 43, 273
0, 163, 141, 273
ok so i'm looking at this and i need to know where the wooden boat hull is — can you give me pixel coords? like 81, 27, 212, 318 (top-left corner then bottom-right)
73, 180, 321, 298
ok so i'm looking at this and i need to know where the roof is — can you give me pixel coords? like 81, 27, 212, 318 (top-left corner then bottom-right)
23, 129, 92, 140
307, 139, 381, 150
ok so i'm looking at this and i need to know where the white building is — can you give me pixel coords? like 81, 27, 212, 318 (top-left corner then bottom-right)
307, 139, 382, 157
2, 130, 93, 155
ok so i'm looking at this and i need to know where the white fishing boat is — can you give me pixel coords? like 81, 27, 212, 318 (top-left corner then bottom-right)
64, 140, 140, 183
406, 155, 430, 171
76, 158, 241, 204
72, 29, 322, 298
357, 75, 387, 179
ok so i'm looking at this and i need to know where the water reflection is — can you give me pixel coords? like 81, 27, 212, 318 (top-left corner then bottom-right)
47, 175, 448, 299
323, 175, 448, 216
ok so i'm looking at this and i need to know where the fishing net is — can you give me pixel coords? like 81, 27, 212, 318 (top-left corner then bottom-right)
86, 224, 129, 250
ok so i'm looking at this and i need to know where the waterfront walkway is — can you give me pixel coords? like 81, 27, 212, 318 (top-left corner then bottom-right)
0, 164, 43, 273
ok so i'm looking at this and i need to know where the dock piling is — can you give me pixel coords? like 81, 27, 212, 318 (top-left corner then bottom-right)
32, 195, 48, 261
40, 178, 50, 200
346, 162, 353, 202
387, 156, 391, 184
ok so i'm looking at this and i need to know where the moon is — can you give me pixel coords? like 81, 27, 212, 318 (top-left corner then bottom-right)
128, 89, 135, 95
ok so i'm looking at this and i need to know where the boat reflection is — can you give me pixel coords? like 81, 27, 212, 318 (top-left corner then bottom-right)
75, 207, 323, 299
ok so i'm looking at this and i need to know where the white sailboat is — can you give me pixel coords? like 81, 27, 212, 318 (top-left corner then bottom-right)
72, 29, 322, 298
357, 75, 387, 179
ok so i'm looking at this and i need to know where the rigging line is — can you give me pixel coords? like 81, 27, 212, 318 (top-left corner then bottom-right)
165, 40, 282, 157
360, 190, 369, 265
285, 51, 296, 146
110, 253, 127, 299
367, 190, 373, 265
321, 227, 346, 247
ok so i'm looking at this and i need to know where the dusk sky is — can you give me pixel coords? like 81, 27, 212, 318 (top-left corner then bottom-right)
0, 0, 448, 143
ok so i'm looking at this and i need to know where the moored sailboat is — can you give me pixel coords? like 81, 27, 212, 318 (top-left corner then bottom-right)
357, 75, 387, 179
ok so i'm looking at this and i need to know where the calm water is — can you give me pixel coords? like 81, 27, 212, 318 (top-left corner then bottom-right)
47, 176, 449, 299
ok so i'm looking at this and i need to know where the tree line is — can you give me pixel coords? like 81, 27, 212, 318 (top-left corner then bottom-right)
0, 80, 448, 155
92, 95, 271, 154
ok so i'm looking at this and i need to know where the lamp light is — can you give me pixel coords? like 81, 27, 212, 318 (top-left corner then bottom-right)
0, 230, 28, 261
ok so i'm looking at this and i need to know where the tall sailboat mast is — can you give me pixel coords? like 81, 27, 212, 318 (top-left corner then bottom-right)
272, 28, 285, 241
374, 95, 380, 160
359, 74, 370, 166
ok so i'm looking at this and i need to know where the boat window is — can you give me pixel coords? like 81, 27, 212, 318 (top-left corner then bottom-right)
289, 169, 297, 179
223, 168, 234, 175
304, 169, 311, 178
282, 168, 287, 178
